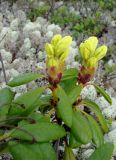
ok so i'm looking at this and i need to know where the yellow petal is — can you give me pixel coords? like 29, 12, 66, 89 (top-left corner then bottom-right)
60, 48, 70, 61
85, 36, 98, 54
45, 43, 54, 58
94, 45, 107, 61
87, 57, 97, 67
56, 36, 72, 57
51, 34, 62, 46
47, 58, 58, 67
57, 36, 72, 47
79, 43, 90, 60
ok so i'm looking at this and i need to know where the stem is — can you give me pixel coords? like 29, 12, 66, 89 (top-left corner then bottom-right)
0, 52, 7, 84
55, 139, 60, 160
0, 32, 8, 84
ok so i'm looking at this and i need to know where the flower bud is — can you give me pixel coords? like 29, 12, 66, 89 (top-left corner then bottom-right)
87, 57, 97, 67
45, 43, 54, 58
94, 45, 107, 61
60, 48, 69, 61
80, 43, 90, 60
85, 36, 98, 54
51, 34, 62, 46
56, 36, 72, 57
47, 58, 58, 67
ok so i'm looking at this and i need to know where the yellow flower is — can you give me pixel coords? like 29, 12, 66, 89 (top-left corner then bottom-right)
80, 36, 98, 60
79, 36, 107, 67
45, 34, 72, 67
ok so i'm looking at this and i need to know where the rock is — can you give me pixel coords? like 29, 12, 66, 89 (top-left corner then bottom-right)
82, 149, 94, 159
0, 49, 12, 63
102, 98, 116, 119
46, 31, 53, 39
81, 85, 97, 101
10, 18, 19, 30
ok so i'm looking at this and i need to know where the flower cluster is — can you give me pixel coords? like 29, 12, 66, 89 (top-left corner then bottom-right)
79, 36, 107, 67
45, 34, 72, 86
45, 34, 72, 67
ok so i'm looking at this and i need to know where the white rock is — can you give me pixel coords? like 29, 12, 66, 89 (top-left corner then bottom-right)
82, 149, 94, 159
13, 85, 27, 95
95, 97, 109, 110
105, 129, 116, 156
111, 21, 116, 27
32, 30, 41, 39
7, 12, 14, 22
102, 98, 116, 119
1, 69, 19, 82
10, 18, 19, 30
0, 60, 10, 70
110, 121, 116, 131
81, 85, 97, 100
36, 17, 47, 25
108, 59, 115, 67
0, 49, 12, 63
71, 41, 77, 48
71, 61, 80, 69
0, 13, 3, 22
23, 22, 41, 33
108, 129, 116, 142
11, 31, 19, 42
46, 31, 53, 39
37, 51, 45, 61
23, 38, 31, 49
36, 62, 46, 69
0, 22, 3, 32
47, 24, 61, 33
38, 1, 45, 6
12, 58, 23, 69
16, 10, 26, 22
30, 30, 41, 45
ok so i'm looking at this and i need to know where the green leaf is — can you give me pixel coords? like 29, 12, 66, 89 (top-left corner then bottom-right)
87, 115, 104, 148
94, 84, 112, 105
69, 133, 82, 148
14, 87, 45, 115
29, 112, 50, 123
9, 142, 56, 160
61, 68, 78, 81
60, 68, 78, 93
11, 122, 66, 142
68, 85, 82, 104
0, 105, 9, 122
88, 143, 114, 160
71, 110, 92, 144
0, 88, 15, 107
56, 86, 72, 127
8, 73, 43, 87
83, 99, 108, 133
63, 146, 76, 160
